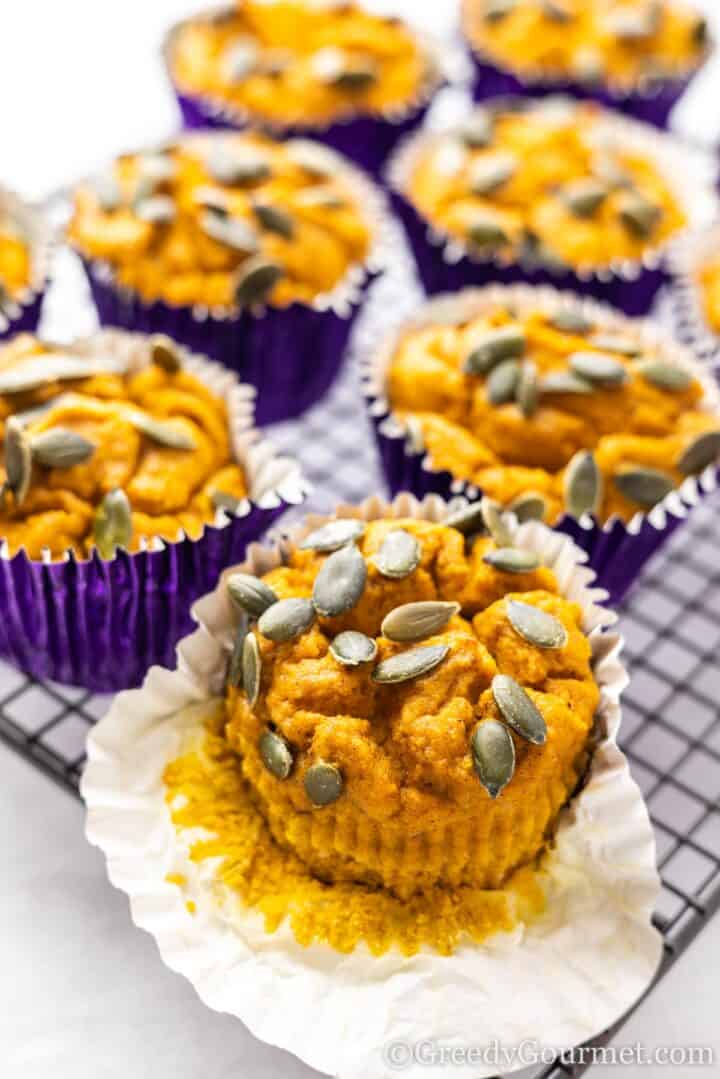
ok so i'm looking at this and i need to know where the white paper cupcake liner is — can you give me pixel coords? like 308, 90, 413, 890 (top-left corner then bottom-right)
668, 225, 720, 364
82, 491, 662, 1078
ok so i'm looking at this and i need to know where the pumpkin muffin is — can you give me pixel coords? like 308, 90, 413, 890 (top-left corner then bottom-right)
223, 508, 600, 898
0, 187, 52, 341
461, 0, 711, 128
68, 131, 387, 423
164, 1, 443, 173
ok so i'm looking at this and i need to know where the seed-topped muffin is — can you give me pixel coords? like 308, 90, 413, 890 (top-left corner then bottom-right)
0, 187, 52, 341
381, 289, 720, 527
223, 505, 600, 899
696, 247, 720, 337
0, 215, 32, 313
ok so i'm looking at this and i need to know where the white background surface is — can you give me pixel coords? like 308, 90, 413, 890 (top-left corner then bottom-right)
2, 1, 720, 1077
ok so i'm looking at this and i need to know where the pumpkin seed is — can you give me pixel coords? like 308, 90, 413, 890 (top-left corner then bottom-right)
138, 153, 176, 187
235, 257, 284, 306
541, 0, 572, 21
480, 495, 514, 547
371, 529, 421, 579
693, 15, 709, 47
211, 490, 242, 514
618, 192, 662, 238
252, 201, 294, 239
483, 0, 517, 21
125, 409, 196, 450
135, 195, 176, 224
304, 761, 343, 806
483, 547, 541, 573
471, 719, 515, 798
604, 7, 658, 41
677, 430, 720, 475
258, 597, 315, 642
381, 600, 460, 643
540, 370, 594, 395
466, 214, 509, 250
227, 572, 278, 618
300, 518, 365, 552
0, 354, 126, 394
200, 210, 259, 254
207, 145, 272, 186
516, 360, 539, 417
588, 334, 640, 357
149, 334, 182, 373
313, 543, 368, 617
564, 450, 601, 518
222, 40, 259, 82
572, 46, 605, 82
295, 187, 346, 210
192, 186, 229, 215
93, 489, 132, 559
372, 643, 449, 684
31, 428, 96, 469
569, 351, 627, 385
487, 358, 520, 404
242, 632, 261, 707
547, 308, 593, 335
509, 491, 547, 522
91, 172, 122, 212
563, 179, 607, 218
259, 729, 293, 779
227, 614, 249, 689
507, 598, 568, 650
444, 502, 486, 535
464, 325, 526, 376
468, 152, 516, 196
287, 140, 339, 179
329, 630, 377, 666
457, 110, 494, 149
311, 47, 377, 91
492, 674, 547, 744
636, 359, 692, 392
4, 418, 32, 505
613, 467, 674, 507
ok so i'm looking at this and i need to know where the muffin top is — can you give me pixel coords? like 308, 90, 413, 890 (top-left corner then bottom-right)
68, 132, 373, 310
224, 512, 599, 825
0, 215, 31, 306
401, 99, 686, 274
168, 0, 435, 127
385, 292, 720, 525
462, 0, 708, 89
0, 333, 248, 560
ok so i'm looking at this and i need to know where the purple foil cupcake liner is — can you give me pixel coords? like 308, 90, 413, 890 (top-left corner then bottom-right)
162, 8, 445, 178
386, 98, 719, 318
75, 134, 393, 426
362, 283, 720, 607
0, 187, 54, 341
0, 330, 309, 692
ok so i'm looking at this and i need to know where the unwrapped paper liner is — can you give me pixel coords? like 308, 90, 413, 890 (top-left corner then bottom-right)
385, 97, 719, 316
0, 329, 308, 692
363, 283, 720, 606
0, 186, 54, 340
82, 491, 662, 1079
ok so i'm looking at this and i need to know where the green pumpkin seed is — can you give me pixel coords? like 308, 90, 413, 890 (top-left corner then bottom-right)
207, 145, 272, 186
457, 110, 494, 149
304, 761, 343, 806
258, 597, 316, 642
464, 325, 526, 376
222, 40, 259, 82
444, 502, 486, 535
235, 256, 284, 306
260, 729, 293, 779
487, 358, 520, 404
483, 547, 541, 573
381, 600, 460, 643
540, 370, 594, 395
492, 673, 547, 744
483, 0, 517, 21
192, 186, 230, 215
676, 430, 720, 475
636, 359, 692, 392
4, 417, 32, 505
313, 543, 368, 617
618, 193, 662, 238
296, 187, 347, 210
149, 334, 182, 373
211, 490, 242, 514
471, 719, 515, 798
31, 428, 96, 469
0, 353, 126, 395
371, 529, 421, 579
547, 308, 593, 335
227, 572, 278, 618
125, 409, 196, 450
312, 47, 377, 91
563, 179, 607, 218
93, 488, 132, 559
569, 351, 627, 385
468, 153, 516, 196
516, 361, 539, 417
287, 140, 339, 179
200, 210, 259, 254
135, 195, 176, 225
481, 495, 514, 547
466, 214, 509, 251
372, 643, 449, 684
252, 202, 295, 239
588, 334, 640, 357
509, 491, 547, 522
91, 172, 122, 212
564, 450, 601, 518
605, 7, 658, 41
541, 0, 572, 21
329, 630, 378, 666
613, 467, 675, 507
506, 598, 568, 649
227, 614, 249, 689
693, 15, 709, 47
300, 518, 365, 552
242, 632, 262, 707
